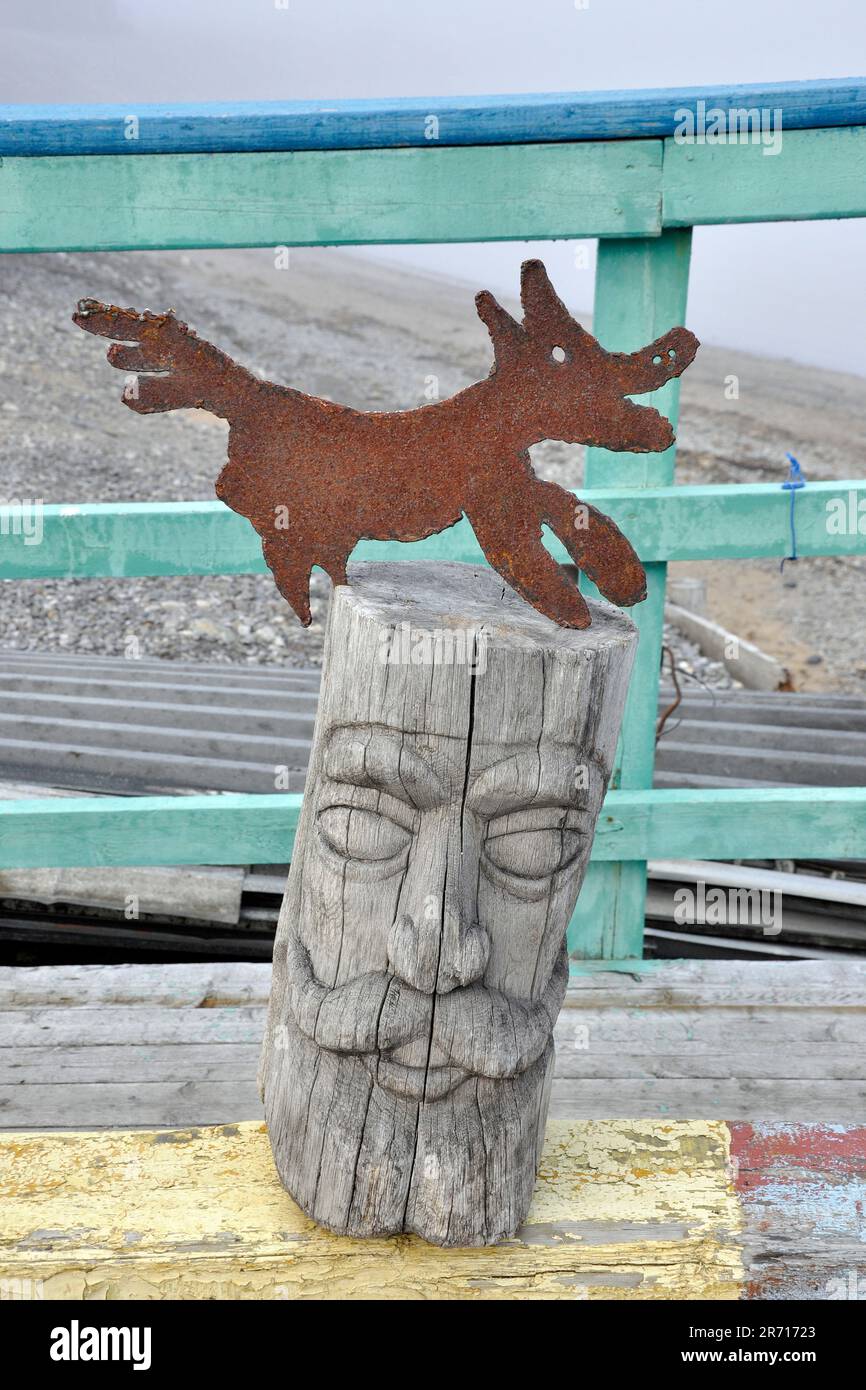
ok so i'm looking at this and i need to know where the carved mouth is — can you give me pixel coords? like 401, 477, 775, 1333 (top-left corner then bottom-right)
374, 1058, 471, 1102
372, 1036, 471, 1101
285, 934, 569, 1092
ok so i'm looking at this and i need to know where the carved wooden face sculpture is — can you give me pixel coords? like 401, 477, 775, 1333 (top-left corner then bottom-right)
261, 562, 636, 1246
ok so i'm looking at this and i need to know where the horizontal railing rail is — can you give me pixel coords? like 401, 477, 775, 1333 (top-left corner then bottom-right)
1, 787, 863, 870
2, 79, 864, 155
2, 126, 865, 254
1, 482, 864, 578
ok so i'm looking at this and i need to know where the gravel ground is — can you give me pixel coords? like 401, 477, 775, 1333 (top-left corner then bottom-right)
1, 247, 863, 683
661, 621, 736, 693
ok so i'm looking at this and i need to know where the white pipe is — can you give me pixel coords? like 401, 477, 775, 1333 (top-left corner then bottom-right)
648, 858, 866, 909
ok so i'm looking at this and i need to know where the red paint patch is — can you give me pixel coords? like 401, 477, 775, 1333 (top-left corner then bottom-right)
728, 1124, 866, 1300
729, 1123, 866, 1193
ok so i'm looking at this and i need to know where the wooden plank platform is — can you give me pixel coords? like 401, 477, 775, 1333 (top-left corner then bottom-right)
1, 1118, 862, 1299
2, 961, 864, 1130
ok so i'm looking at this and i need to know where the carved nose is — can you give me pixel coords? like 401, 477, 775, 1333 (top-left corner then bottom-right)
388, 912, 489, 995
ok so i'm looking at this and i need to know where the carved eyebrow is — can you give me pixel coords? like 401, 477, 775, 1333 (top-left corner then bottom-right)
466, 749, 594, 817
323, 725, 447, 810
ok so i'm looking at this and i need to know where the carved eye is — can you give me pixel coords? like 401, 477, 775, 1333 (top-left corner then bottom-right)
318, 805, 411, 863
550, 345, 569, 364
485, 826, 582, 880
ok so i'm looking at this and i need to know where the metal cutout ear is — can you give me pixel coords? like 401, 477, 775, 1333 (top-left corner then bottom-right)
474, 290, 526, 368
519, 258, 592, 352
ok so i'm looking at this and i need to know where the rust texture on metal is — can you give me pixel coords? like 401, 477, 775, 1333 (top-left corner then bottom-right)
73, 260, 699, 628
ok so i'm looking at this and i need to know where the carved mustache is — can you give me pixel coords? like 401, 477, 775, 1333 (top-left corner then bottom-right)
285, 931, 568, 1080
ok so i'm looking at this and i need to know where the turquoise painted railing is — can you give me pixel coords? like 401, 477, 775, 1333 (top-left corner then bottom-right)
1, 80, 865, 966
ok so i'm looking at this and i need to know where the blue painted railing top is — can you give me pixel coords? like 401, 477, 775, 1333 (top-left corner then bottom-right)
2, 78, 865, 156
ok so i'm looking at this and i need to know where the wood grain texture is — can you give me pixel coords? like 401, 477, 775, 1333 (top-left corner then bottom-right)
0, 961, 270, 1008
4, 80, 864, 155
3, 480, 864, 580
261, 562, 636, 1245
0, 141, 661, 254
549, 1083, 866, 1122
0, 1119, 742, 1299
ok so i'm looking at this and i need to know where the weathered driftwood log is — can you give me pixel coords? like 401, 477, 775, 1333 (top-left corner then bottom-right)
260, 561, 636, 1246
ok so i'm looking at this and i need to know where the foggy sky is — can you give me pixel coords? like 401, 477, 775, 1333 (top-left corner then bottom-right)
2, 0, 864, 375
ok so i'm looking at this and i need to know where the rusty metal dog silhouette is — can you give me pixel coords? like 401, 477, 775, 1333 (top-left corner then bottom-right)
74, 259, 698, 628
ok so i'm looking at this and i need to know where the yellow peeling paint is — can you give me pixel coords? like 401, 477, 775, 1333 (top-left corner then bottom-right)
0, 1120, 742, 1300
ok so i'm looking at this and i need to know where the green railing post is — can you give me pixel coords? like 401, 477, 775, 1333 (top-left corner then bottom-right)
569, 228, 693, 963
